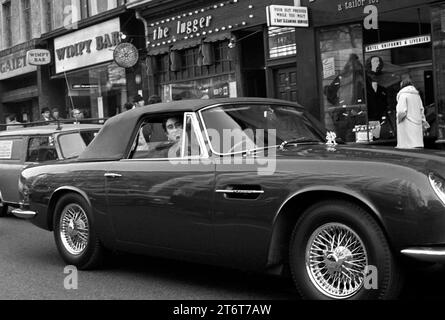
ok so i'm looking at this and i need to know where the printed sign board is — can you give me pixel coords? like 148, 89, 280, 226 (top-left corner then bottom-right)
0, 50, 37, 80
266, 5, 309, 27
0, 141, 13, 159
26, 49, 51, 66
365, 35, 431, 52
54, 18, 121, 74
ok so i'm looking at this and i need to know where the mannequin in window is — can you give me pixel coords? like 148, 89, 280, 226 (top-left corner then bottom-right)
365, 56, 388, 121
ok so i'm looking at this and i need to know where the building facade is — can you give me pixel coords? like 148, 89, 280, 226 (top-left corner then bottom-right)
0, 0, 130, 125
0, 0, 46, 124
127, 0, 303, 111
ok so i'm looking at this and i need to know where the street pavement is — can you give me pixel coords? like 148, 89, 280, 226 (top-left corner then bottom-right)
0, 215, 296, 300
1, 215, 445, 300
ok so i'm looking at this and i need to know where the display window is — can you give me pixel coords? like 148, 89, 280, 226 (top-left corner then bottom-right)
318, 6, 434, 144
64, 62, 127, 119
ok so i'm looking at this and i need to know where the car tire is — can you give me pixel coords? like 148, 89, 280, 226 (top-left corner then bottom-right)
289, 200, 404, 300
0, 204, 7, 217
53, 193, 104, 270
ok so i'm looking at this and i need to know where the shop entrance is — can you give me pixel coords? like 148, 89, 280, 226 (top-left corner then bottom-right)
238, 28, 267, 98
274, 66, 298, 102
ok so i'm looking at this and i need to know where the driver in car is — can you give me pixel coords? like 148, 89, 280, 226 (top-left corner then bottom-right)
163, 116, 184, 158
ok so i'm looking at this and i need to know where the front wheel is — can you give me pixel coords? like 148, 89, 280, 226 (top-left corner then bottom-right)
289, 200, 403, 300
53, 193, 104, 270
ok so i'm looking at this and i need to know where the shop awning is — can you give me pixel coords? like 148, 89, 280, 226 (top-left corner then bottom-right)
171, 39, 201, 51
203, 32, 231, 43
146, 46, 170, 56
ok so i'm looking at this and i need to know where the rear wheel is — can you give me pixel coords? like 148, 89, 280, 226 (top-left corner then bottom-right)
53, 193, 104, 270
289, 200, 403, 300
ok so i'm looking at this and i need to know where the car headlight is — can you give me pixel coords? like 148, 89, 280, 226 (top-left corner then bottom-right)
429, 173, 445, 205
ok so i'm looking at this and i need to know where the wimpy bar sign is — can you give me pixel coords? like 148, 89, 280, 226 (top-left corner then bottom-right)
54, 18, 121, 74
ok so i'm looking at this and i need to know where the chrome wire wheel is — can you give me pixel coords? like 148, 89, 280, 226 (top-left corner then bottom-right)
59, 203, 90, 256
305, 223, 368, 299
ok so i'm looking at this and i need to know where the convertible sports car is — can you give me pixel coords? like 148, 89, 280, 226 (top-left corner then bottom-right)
14, 98, 445, 300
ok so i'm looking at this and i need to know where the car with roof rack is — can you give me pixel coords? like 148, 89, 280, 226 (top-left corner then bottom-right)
0, 122, 102, 217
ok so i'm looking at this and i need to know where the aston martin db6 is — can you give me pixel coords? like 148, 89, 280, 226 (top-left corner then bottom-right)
15, 98, 445, 300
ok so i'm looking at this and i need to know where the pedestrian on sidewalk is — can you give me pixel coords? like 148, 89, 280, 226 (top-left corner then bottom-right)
396, 79, 429, 149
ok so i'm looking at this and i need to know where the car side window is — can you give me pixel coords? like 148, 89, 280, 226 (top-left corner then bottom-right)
26, 136, 58, 163
130, 113, 203, 160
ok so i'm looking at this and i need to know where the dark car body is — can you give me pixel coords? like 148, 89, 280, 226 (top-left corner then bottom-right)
0, 124, 101, 214
16, 98, 445, 299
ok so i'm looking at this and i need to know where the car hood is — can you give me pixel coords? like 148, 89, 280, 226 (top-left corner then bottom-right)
274, 144, 445, 174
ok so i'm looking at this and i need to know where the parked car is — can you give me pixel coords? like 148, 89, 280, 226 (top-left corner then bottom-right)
0, 123, 102, 216
14, 98, 445, 300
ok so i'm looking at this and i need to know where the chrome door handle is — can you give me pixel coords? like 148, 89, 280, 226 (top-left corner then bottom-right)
215, 189, 264, 195
104, 173, 122, 178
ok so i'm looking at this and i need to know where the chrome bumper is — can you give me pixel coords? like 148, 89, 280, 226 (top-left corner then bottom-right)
12, 208, 37, 219
401, 247, 445, 263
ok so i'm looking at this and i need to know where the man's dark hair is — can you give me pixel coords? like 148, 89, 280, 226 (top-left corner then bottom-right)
162, 116, 183, 132
124, 102, 134, 111
42, 107, 50, 113
51, 107, 59, 112
133, 94, 144, 103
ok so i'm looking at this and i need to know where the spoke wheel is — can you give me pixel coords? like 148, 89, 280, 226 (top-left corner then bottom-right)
289, 200, 404, 300
60, 204, 90, 256
54, 193, 105, 270
306, 223, 368, 299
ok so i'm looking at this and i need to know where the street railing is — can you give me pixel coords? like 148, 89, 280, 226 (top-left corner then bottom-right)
0, 118, 109, 131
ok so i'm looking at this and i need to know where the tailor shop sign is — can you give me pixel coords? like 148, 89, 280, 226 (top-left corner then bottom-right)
306, 0, 437, 25
0, 50, 37, 80
54, 18, 121, 74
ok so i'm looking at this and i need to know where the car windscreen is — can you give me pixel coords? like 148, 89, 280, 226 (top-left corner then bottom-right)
201, 104, 325, 154
58, 130, 99, 159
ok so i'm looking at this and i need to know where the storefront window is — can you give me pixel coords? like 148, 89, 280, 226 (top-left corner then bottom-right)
155, 40, 236, 102
268, 27, 297, 59
363, 6, 432, 143
162, 74, 236, 102
65, 62, 127, 119
319, 24, 367, 143
432, 5, 445, 142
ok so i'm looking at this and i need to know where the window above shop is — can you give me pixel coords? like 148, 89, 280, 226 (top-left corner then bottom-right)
268, 27, 297, 59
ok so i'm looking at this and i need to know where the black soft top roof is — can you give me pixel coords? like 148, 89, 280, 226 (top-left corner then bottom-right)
78, 98, 303, 161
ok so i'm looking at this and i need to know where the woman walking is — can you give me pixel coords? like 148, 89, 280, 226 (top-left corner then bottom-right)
396, 79, 428, 149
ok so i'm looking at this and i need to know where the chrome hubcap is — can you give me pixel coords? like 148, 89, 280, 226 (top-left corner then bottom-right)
305, 223, 368, 299
60, 204, 89, 255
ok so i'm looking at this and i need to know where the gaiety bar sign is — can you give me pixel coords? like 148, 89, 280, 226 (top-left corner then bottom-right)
54, 18, 121, 74
0, 49, 37, 80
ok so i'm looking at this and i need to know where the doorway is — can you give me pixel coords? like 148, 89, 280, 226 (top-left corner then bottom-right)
274, 66, 298, 102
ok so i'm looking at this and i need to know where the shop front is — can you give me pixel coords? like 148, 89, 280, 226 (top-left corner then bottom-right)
51, 18, 130, 119
303, 0, 445, 147
0, 41, 40, 125
133, 0, 298, 104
